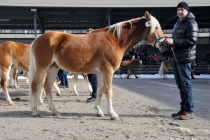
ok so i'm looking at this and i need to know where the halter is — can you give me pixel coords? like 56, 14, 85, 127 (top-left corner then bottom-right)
145, 26, 167, 49
154, 36, 167, 49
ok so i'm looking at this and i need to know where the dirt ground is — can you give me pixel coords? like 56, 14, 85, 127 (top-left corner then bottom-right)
0, 78, 210, 140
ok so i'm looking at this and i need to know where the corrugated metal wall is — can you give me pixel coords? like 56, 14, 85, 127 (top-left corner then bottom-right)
0, 38, 34, 44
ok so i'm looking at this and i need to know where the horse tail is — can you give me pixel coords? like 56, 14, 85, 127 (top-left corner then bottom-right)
29, 41, 35, 104
158, 61, 165, 76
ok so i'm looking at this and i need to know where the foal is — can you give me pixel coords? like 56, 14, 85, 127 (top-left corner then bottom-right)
116, 59, 142, 79
29, 11, 166, 120
158, 60, 172, 79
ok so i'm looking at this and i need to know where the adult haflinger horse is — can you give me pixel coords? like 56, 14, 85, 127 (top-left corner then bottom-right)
29, 11, 166, 120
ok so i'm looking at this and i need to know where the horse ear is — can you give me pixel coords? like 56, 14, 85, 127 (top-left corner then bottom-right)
144, 11, 151, 21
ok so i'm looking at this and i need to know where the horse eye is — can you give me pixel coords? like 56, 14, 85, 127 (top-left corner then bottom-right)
155, 27, 158, 30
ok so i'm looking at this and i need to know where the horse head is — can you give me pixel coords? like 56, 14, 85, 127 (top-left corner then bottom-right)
133, 59, 142, 67
143, 11, 167, 49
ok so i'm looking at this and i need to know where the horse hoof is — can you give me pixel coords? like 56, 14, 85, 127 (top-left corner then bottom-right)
111, 116, 120, 120
52, 113, 60, 116
32, 114, 41, 117
15, 86, 20, 89
136, 77, 139, 79
97, 113, 105, 117
38, 102, 45, 105
56, 93, 61, 96
9, 102, 15, 105
74, 93, 79, 96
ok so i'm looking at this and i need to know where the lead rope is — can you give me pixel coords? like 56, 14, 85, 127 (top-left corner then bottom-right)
171, 47, 190, 97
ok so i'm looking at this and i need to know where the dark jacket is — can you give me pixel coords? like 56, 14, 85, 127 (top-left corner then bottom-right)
170, 12, 198, 64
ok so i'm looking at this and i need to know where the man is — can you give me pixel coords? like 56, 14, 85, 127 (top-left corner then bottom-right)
165, 1, 198, 120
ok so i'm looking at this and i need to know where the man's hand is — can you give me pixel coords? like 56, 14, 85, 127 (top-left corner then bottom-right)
165, 38, 174, 45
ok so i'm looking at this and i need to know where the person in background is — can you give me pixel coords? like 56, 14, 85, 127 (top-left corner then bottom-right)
165, 1, 198, 120
152, 54, 159, 64
146, 54, 153, 65
58, 69, 69, 88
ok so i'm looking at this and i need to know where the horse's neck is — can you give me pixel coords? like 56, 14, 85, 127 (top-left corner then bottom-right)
119, 28, 144, 54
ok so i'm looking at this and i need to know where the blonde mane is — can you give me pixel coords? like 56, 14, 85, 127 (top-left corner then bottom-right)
150, 16, 161, 34
106, 16, 161, 40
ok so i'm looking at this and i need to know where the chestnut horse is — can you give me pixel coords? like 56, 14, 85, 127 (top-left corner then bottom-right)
29, 11, 165, 120
116, 59, 142, 79
0, 41, 31, 105
158, 60, 172, 79
0, 41, 61, 105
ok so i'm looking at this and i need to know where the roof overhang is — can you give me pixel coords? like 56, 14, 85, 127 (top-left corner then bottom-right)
1, 0, 210, 7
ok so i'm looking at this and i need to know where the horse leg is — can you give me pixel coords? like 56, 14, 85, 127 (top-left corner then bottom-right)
9, 66, 15, 88
84, 74, 93, 95
25, 71, 29, 85
94, 73, 105, 117
126, 70, 131, 79
14, 69, 19, 88
132, 69, 139, 79
53, 81, 61, 96
73, 73, 79, 96
97, 72, 119, 120
30, 68, 47, 117
41, 76, 46, 95
164, 67, 167, 79
104, 72, 119, 120
0, 66, 14, 105
38, 75, 46, 105
116, 69, 123, 79
44, 66, 60, 116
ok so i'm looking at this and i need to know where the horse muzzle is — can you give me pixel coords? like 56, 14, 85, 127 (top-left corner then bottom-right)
154, 36, 170, 55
